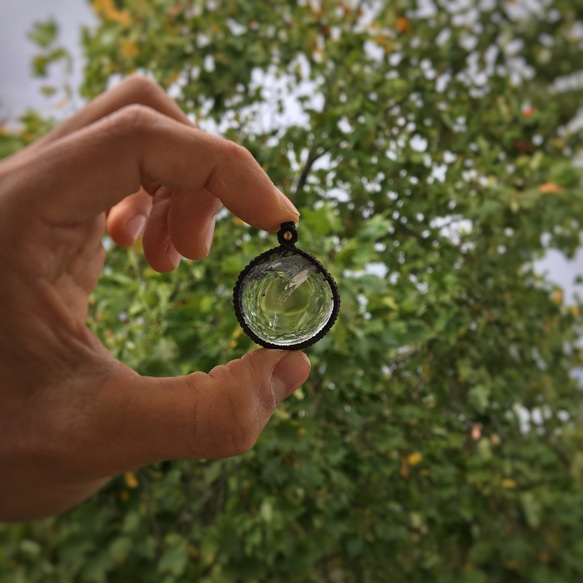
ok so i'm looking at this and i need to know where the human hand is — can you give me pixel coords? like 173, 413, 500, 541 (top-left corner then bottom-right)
0, 76, 310, 522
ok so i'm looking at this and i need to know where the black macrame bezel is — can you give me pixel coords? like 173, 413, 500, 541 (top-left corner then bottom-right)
233, 223, 340, 350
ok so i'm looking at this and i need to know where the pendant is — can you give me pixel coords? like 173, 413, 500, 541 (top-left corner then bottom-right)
233, 222, 340, 350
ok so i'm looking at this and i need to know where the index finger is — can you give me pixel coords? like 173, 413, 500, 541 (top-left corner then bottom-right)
6, 76, 192, 168
7, 105, 299, 232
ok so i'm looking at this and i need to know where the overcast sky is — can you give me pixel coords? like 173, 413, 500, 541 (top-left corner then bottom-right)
0, 0, 94, 123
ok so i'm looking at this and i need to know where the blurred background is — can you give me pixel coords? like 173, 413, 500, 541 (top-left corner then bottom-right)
2, 0, 583, 300
2, 1, 583, 582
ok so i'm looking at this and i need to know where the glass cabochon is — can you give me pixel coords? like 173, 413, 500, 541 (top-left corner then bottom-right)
240, 250, 334, 346
233, 223, 339, 350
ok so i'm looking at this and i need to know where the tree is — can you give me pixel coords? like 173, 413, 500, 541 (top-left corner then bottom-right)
2, 0, 583, 581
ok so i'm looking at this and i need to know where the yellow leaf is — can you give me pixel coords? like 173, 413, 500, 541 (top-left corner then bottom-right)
114, 9, 131, 25
130, 236, 143, 255
501, 479, 517, 489
396, 17, 410, 33
570, 305, 580, 316
375, 35, 395, 53
52, 96, 69, 110
120, 39, 139, 58
124, 471, 139, 488
422, 364, 431, 381
187, 544, 199, 558
297, 427, 307, 436
551, 290, 563, 304
539, 182, 565, 195
114, 10, 131, 25
91, 0, 110, 12
167, 71, 181, 84
408, 452, 422, 466
92, 0, 131, 25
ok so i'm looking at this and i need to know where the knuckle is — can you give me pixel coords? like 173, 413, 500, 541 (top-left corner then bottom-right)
207, 362, 267, 457
114, 104, 156, 133
122, 74, 163, 100
224, 140, 254, 165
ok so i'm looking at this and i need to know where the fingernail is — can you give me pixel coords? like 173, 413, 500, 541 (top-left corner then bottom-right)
164, 240, 181, 269
126, 215, 147, 244
278, 191, 300, 218
272, 352, 311, 402
202, 216, 216, 255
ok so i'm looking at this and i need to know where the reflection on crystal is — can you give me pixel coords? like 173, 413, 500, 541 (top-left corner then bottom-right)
240, 250, 334, 346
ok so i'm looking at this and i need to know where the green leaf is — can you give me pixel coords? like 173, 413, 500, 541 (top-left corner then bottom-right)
27, 20, 58, 48
157, 535, 189, 577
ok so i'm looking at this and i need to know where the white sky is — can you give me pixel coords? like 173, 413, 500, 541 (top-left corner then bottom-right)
0, 0, 94, 123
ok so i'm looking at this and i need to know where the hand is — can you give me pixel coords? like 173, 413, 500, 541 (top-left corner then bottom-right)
0, 76, 310, 522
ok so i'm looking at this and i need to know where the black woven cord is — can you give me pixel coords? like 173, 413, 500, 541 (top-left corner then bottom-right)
277, 221, 298, 247
233, 224, 340, 350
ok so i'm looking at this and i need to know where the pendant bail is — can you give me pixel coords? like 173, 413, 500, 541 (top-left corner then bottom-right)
233, 222, 340, 349
278, 222, 298, 247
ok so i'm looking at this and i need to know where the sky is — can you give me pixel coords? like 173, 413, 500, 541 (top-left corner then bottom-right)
1, 0, 583, 302
0, 0, 95, 123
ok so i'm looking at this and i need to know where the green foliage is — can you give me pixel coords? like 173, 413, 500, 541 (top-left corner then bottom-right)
3, 0, 583, 581
28, 19, 71, 79
0, 110, 54, 156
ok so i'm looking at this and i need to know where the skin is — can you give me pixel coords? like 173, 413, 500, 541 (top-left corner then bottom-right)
0, 76, 311, 522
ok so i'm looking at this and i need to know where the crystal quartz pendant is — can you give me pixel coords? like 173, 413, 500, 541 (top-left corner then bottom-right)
233, 222, 340, 349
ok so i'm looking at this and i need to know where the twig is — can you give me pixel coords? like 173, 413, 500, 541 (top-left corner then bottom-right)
293, 0, 367, 199
383, 95, 410, 117
214, 461, 228, 517
141, 473, 163, 557
294, 148, 326, 196
351, 0, 366, 28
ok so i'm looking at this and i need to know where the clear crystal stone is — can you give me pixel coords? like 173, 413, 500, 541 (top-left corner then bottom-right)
240, 250, 334, 346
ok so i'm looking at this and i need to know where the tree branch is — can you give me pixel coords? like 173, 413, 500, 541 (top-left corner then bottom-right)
294, 148, 326, 196
293, 0, 367, 199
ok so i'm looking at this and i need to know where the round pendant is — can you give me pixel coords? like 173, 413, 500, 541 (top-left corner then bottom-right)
233, 222, 340, 350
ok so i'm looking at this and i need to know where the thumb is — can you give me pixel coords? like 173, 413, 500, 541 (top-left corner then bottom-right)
93, 350, 310, 474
